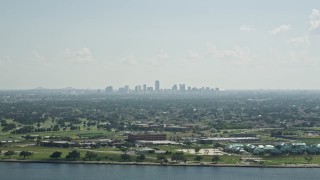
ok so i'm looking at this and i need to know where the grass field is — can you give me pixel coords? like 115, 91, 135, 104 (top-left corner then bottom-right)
263, 155, 320, 165
0, 144, 242, 164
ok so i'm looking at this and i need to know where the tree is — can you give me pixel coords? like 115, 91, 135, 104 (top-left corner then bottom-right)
120, 154, 131, 161
136, 154, 145, 162
50, 151, 62, 159
66, 150, 80, 160
52, 125, 60, 131
19, 151, 33, 159
157, 154, 167, 164
214, 142, 223, 148
2, 123, 16, 131
212, 155, 220, 163
13, 126, 34, 134
195, 147, 201, 154
25, 135, 36, 141
119, 147, 128, 154
85, 151, 98, 160
194, 156, 203, 162
171, 152, 185, 162
4, 150, 15, 159
270, 149, 283, 156
304, 156, 313, 164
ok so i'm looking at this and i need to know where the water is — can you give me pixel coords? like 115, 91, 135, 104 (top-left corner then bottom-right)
1, 162, 320, 180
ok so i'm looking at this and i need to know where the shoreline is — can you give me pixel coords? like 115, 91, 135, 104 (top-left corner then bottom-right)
1, 160, 320, 168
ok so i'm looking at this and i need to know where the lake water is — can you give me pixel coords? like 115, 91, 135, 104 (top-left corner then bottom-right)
1, 162, 320, 180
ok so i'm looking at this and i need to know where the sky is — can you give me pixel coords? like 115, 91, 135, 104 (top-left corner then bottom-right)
1, 0, 320, 90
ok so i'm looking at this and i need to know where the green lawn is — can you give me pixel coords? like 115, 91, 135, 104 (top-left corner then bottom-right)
0, 144, 242, 164
263, 155, 320, 165
4, 144, 320, 165
0, 146, 129, 161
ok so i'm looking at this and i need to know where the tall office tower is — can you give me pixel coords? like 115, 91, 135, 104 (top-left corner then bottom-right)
105, 86, 113, 93
135, 85, 142, 93
179, 84, 185, 92
155, 80, 160, 92
143, 84, 147, 92
172, 84, 178, 91
124, 85, 129, 93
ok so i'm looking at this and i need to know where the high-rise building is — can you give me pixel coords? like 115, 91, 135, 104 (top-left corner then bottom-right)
124, 85, 129, 93
105, 86, 113, 93
172, 84, 178, 91
179, 84, 185, 92
143, 84, 147, 92
155, 80, 160, 92
135, 85, 142, 93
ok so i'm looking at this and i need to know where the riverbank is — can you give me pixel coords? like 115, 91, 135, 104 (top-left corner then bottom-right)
1, 159, 320, 168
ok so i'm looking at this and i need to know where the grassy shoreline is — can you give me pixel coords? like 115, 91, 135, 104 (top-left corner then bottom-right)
1, 159, 320, 168
2, 146, 320, 167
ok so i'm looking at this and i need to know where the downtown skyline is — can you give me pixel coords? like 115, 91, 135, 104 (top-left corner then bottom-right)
105, 80, 219, 93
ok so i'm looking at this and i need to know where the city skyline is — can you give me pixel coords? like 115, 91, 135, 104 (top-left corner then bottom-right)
106, 80, 219, 93
1, 1, 320, 89
0, 80, 219, 91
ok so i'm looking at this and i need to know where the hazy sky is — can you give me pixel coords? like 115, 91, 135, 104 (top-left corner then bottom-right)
1, 0, 320, 89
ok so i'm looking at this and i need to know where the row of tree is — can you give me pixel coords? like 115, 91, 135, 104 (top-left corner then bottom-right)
0, 150, 33, 159
1, 149, 222, 164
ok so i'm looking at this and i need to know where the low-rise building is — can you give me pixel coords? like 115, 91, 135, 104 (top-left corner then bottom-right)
135, 140, 179, 146
128, 133, 166, 141
198, 137, 259, 144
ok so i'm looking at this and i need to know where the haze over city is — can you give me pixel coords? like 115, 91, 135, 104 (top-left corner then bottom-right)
1, 0, 320, 89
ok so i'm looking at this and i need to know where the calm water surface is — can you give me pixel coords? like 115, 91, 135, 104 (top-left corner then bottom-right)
1, 162, 320, 180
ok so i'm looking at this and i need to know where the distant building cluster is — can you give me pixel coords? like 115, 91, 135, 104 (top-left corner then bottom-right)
105, 80, 219, 94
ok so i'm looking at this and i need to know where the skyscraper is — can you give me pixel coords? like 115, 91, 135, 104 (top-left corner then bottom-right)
135, 85, 142, 93
124, 85, 129, 93
155, 80, 160, 92
179, 84, 185, 92
172, 84, 178, 91
143, 84, 147, 92
105, 86, 113, 93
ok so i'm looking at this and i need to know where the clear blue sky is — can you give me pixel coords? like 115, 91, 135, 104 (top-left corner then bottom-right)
1, 0, 320, 89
